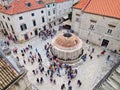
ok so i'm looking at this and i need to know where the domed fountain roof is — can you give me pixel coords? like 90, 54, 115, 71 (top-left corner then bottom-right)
55, 33, 81, 48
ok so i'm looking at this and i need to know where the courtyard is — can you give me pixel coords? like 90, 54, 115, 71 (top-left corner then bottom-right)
1, 23, 120, 90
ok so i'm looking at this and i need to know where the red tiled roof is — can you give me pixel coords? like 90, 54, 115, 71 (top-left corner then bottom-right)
73, 0, 88, 9
73, 0, 120, 19
0, 0, 45, 15
42, 0, 55, 4
55, 0, 65, 3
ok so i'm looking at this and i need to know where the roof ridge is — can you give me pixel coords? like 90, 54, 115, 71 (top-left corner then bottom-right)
81, 0, 91, 11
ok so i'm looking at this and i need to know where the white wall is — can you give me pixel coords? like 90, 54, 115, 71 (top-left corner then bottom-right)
71, 8, 82, 34
56, 0, 73, 19
12, 8, 47, 40
46, 3, 56, 22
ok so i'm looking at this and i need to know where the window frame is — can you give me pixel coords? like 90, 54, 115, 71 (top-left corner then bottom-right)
31, 13, 34, 16
75, 17, 79, 22
53, 9, 55, 14
20, 24, 27, 31
107, 29, 112, 34
89, 24, 95, 30
7, 17, 10, 21
48, 11, 50, 16
32, 20, 36, 26
41, 10, 44, 13
19, 16, 23, 20
42, 17, 45, 23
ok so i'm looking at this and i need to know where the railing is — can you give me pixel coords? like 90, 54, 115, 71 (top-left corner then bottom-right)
92, 60, 120, 90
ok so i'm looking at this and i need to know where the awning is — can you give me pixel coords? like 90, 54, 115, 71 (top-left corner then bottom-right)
63, 20, 71, 26
63, 15, 68, 19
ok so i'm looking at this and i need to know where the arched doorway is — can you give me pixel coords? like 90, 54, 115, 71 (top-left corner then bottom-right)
34, 29, 38, 36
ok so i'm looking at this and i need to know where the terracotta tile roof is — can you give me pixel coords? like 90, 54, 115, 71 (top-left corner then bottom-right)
0, 56, 19, 90
42, 0, 55, 4
73, 0, 120, 19
84, 0, 120, 19
73, 0, 88, 9
0, 0, 45, 15
55, 0, 65, 3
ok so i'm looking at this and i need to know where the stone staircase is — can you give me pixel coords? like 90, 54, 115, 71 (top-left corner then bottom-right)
98, 65, 120, 90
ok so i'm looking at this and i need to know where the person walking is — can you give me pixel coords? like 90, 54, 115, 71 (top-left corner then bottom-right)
61, 84, 65, 90
68, 80, 71, 86
107, 55, 110, 61
81, 54, 87, 62
53, 79, 56, 84
77, 80, 81, 87
91, 48, 94, 53
40, 77, 44, 84
35, 48, 38, 53
68, 85, 72, 90
37, 78, 39, 83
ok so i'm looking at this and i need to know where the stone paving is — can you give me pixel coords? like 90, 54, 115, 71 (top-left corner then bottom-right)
0, 23, 120, 90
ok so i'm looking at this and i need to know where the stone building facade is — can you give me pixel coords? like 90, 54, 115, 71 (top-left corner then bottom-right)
0, 0, 76, 43
72, 0, 120, 54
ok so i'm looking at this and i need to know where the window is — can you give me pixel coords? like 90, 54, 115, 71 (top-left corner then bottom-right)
33, 20, 36, 26
7, 17, 10, 21
10, 25, 15, 34
1, 21, 5, 28
108, 24, 116, 28
19, 16, 23, 20
76, 18, 79, 22
41, 10, 44, 13
31, 13, 34, 16
48, 5, 50, 8
90, 19, 97, 23
42, 17, 45, 23
89, 24, 94, 30
107, 29, 112, 34
3, 16, 5, 19
0, 21, 1, 27
53, 10, 55, 14
10, 25, 14, 31
5, 22, 9, 29
76, 14, 80, 16
48, 11, 50, 16
20, 24, 27, 31
53, 3, 55, 6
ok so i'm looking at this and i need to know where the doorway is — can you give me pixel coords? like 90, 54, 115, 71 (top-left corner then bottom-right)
43, 25, 46, 30
34, 29, 38, 35
24, 34, 29, 40
101, 39, 109, 47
